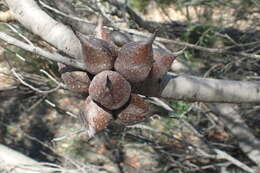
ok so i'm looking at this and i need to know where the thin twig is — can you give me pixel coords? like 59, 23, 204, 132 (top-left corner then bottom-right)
121, 27, 260, 59
38, 0, 92, 25
180, 112, 255, 173
214, 149, 254, 173
44, 99, 77, 118
0, 32, 86, 70
11, 68, 61, 94
26, 95, 46, 112
51, 129, 86, 142
6, 23, 33, 46
40, 69, 66, 88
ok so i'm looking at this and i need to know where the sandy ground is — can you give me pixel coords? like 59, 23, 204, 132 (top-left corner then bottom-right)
143, 1, 260, 30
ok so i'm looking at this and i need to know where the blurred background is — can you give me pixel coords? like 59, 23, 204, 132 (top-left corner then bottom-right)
0, 0, 260, 172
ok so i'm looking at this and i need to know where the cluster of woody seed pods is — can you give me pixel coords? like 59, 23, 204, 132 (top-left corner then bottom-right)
59, 19, 176, 137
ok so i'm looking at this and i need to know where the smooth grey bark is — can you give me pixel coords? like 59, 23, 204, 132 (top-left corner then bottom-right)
161, 73, 260, 103
0, 144, 53, 173
0, 32, 86, 70
5, 0, 82, 59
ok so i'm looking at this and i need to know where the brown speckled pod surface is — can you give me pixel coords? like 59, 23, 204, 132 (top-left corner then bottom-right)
89, 70, 131, 110
80, 96, 113, 137
115, 94, 150, 126
59, 63, 90, 94
77, 33, 118, 74
150, 48, 176, 80
114, 33, 156, 83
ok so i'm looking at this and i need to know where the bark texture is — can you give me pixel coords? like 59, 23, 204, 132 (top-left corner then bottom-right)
0, 144, 53, 173
5, 0, 82, 59
161, 73, 260, 103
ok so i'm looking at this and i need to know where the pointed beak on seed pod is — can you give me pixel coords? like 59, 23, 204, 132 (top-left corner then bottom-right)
131, 48, 176, 97
115, 94, 153, 126
76, 32, 118, 75
114, 32, 157, 83
80, 96, 113, 137
95, 17, 113, 42
58, 63, 90, 94
89, 70, 131, 110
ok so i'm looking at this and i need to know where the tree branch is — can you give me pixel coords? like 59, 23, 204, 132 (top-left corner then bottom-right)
5, 0, 82, 59
1, 31, 260, 104
0, 144, 54, 173
208, 103, 260, 166
122, 28, 260, 60
3, 0, 260, 104
161, 73, 260, 103
0, 32, 86, 70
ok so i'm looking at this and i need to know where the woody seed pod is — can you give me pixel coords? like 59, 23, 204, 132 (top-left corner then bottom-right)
58, 63, 90, 94
80, 96, 113, 137
150, 48, 176, 80
89, 70, 131, 110
115, 94, 152, 126
77, 32, 118, 74
114, 33, 156, 83
131, 48, 176, 96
